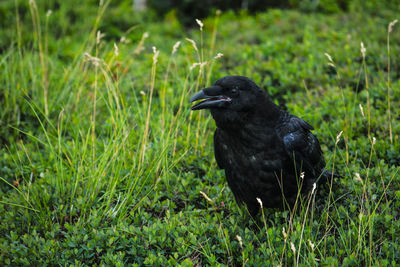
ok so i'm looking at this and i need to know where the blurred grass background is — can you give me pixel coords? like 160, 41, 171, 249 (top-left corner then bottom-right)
0, 0, 400, 265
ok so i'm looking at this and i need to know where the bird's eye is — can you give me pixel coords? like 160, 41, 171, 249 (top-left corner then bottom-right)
231, 88, 239, 95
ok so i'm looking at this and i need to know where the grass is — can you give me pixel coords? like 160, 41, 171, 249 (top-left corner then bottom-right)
1, 0, 400, 265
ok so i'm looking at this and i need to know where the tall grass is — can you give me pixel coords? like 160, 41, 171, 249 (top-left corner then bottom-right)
1, 0, 226, 230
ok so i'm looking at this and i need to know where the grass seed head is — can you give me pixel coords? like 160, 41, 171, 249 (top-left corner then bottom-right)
360, 42, 366, 58
196, 19, 204, 31
236, 235, 243, 247
114, 43, 119, 56
336, 131, 343, 145
290, 242, 296, 254
359, 104, 365, 117
256, 197, 263, 208
152, 46, 159, 64
96, 31, 105, 44
354, 173, 363, 184
185, 38, 198, 52
199, 61, 207, 69
324, 52, 333, 62
312, 183, 316, 194
282, 227, 288, 240
172, 41, 181, 54
389, 19, 398, 33
134, 32, 149, 55
308, 240, 315, 251
214, 53, 224, 59
199, 191, 213, 203
190, 62, 200, 71
83, 52, 102, 66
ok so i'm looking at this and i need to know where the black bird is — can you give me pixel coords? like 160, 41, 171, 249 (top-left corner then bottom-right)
190, 76, 332, 216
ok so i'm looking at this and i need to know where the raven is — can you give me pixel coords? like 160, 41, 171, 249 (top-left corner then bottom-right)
190, 76, 331, 216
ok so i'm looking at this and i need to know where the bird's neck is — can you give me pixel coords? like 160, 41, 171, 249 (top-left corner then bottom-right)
253, 97, 282, 125
214, 97, 282, 139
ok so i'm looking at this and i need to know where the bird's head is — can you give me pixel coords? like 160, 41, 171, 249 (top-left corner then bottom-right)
190, 76, 269, 127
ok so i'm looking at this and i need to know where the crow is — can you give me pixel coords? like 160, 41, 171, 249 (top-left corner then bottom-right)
190, 75, 333, 216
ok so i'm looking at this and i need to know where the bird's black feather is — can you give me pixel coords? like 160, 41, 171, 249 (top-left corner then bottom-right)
190, 75, 334, 216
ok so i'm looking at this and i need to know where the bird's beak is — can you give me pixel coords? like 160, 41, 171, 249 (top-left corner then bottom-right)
189, 86, 231, 110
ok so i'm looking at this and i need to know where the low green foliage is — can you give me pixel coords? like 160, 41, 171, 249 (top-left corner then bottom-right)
1, 0, 399, 265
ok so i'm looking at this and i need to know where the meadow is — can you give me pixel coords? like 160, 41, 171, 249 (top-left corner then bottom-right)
0, 0, 399, 265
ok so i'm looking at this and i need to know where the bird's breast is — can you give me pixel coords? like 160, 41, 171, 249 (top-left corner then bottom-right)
218, 128, 285, 172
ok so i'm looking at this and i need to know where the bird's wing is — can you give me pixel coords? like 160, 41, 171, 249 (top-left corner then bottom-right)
213, 128, 225, 169
280, 115, 325, 178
